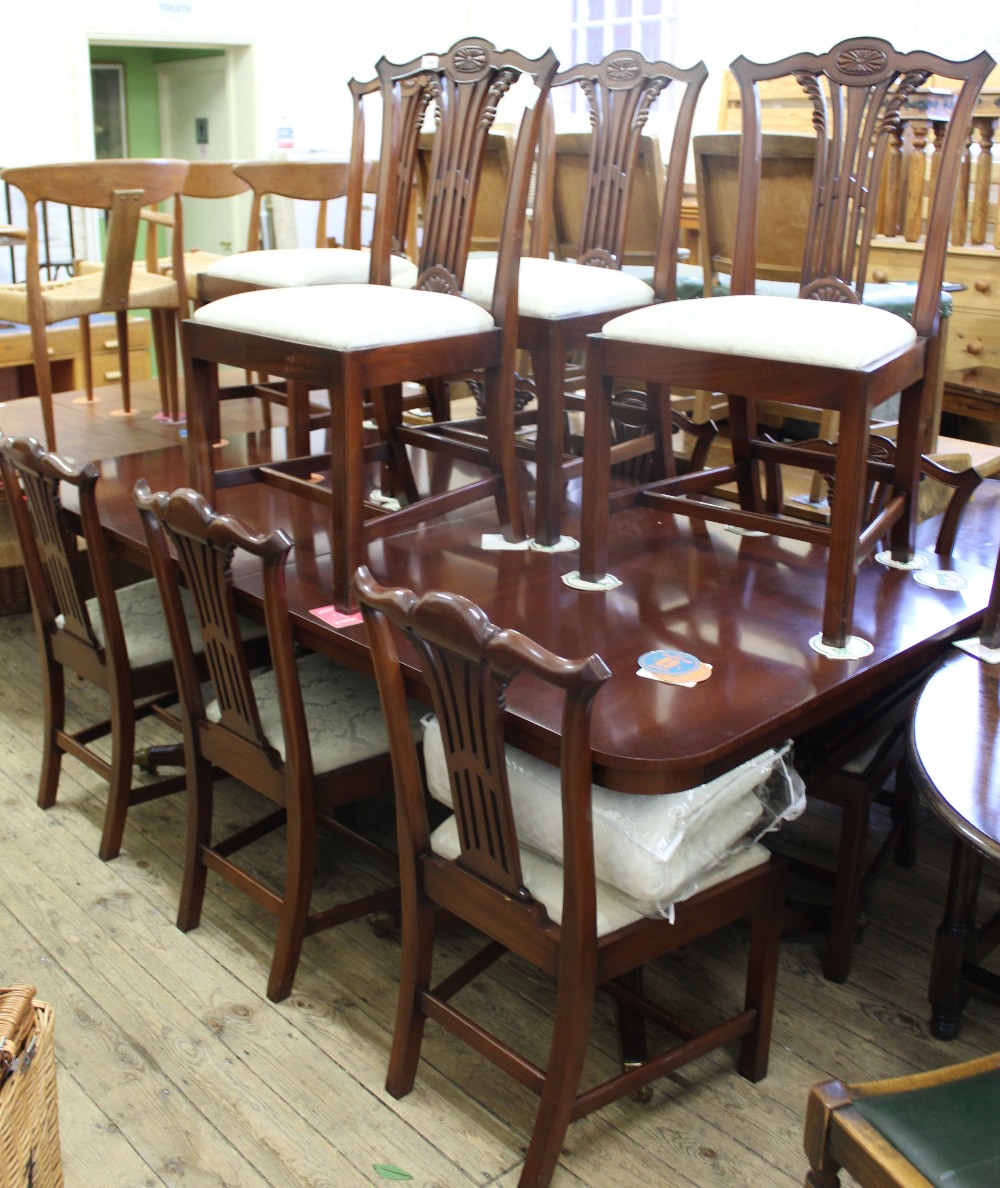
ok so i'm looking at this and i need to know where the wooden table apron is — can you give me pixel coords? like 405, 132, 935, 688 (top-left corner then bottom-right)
87, 442, 994, 796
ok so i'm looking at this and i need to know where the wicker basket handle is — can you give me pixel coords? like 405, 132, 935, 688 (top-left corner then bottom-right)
0, 984, 37, 1073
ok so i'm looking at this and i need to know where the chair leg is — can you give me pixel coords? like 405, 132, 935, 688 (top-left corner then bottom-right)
385, 894, 436, 1099
614, 967, 653, 1104
177, 754, 214, 933
29, 323, 58, 450
530, 327, 568, 548
823, 795, 870, 983
738, 860, 783, 1082
267, 797, 317, 1002
77, 315, 94, 403
891, 762, 918, 869
482, 360, 528, 546
38, 654, 65, 810
115, 310, 133, 415
98, 691, 136, 861
519, 953, 596, 1188
160, 309, 181, 423
803, 1083, 845, 1188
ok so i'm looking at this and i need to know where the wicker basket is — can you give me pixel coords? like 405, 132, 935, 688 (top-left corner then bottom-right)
0, 490, 29, 616
0, 985, 63, 1188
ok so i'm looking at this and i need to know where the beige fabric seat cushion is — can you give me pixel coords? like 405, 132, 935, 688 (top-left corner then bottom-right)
430, 816, 770, 936
199, 247, 413, 289
459, 256, 656, 320
206, 652, 415, 773
192, 283, 496, 352
602, 293, 918, 370
421, 715, 804, 919
0, 267, 179, 325
72, 578, 266, 669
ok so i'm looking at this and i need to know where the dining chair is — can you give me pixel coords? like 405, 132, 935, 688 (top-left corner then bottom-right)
0, 435, 193, 861
574, 38, 994, 655
185, 37, 559, 612
447, 49, 707, 548
759, 440, 982, 982
804, 1049, 1000, 1186
134, 482, 406, 1002
195, 77, 421, 306
0, 159, 190, 447
143, 160, 252, 313
355, 565, 796, 1188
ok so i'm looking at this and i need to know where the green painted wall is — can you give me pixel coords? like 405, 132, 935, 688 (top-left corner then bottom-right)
89, 46, 223, 157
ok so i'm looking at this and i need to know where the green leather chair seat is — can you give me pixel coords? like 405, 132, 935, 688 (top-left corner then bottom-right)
853, 1066, 1000, 1187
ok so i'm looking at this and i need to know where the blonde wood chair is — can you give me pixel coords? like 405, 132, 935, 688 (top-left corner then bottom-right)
804, 1050, 1000, 1186
0, 159, 189, 446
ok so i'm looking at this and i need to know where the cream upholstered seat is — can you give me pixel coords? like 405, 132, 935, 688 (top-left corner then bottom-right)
603, 294, 918, 369
421, 713, 803, 926
135, 482, 416, 1002
199, 244, 413, 290
574, 39, 995, 655
355, 566, 788, 1188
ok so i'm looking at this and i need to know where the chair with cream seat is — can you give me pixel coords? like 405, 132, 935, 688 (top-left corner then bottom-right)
355, 565, 799, 1188
804, 1050, 1000, 1187
574, 39, 994, 654
135, 484, 406, 1002
440, 49, 707, 548
0, 159, 189, 447
185, 37, 559, 613
196, 76, 421, 307
0, 435, 196, 861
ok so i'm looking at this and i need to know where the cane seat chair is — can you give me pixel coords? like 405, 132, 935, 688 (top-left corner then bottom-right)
0, 435, 198, 861
574, 39, 994, 655
185, 37, 558, 613
134, 483, 408, 1002
445, 49, 707, 548
355, 566, 795, 1188
804, 1050, 1000, 1187
0, 159, 190, 446
140, 161, 252, 311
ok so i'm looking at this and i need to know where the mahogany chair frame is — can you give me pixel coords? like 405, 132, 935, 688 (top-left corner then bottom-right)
423, 49, 707, 547
185, 38, 558, 612
576, 39, 995, 650
135, 484, 398, 1002
355, 566, 785, 1188
0, 159, 189, 447
0, 435, 188, 860
804, 1050, 1000, 1187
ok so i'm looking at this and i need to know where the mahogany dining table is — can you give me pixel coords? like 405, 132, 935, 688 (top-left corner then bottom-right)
79, 433, 997, 796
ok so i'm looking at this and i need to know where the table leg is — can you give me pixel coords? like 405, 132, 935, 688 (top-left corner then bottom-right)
929, 837, 983, 1040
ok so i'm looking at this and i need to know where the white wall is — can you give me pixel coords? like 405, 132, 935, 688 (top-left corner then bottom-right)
4, 0, 1000, 167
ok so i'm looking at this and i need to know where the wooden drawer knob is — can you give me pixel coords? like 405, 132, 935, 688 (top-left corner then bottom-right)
966, 339, 984, 356
975, 278, 992, 294
872, 268, 889, 283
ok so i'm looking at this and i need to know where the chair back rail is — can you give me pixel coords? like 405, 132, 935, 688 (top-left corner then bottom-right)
536, 52, 707, 276
728, 42, 994, 338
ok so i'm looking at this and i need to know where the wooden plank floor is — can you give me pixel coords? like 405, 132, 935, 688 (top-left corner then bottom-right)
2, 383, 1000, 1186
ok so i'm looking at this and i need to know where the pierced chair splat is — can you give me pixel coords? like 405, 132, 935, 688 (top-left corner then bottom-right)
0, 435, 193, 861
448, 49, 707, 549
355, 565, 798, 1188
185, 37, 559, 613
573, 39, 995, 655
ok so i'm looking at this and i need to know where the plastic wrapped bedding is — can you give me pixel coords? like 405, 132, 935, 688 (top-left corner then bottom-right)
421, 715, 805, 920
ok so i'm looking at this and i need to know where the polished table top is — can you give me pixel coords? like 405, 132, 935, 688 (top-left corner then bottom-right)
85, 440, 997, 795
909, 650, 1000, 860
